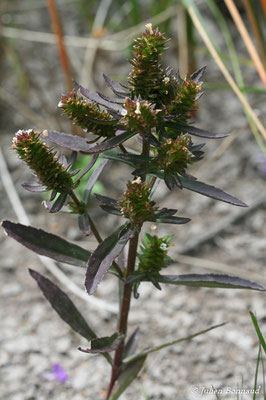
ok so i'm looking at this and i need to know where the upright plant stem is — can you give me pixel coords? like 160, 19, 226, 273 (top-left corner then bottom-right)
105, 233, 139, 399
105, 136, 150, 399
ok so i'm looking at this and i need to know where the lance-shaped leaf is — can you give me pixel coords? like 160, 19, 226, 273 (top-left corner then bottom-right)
78, 332, 124, 354
153, 215, 191, 224
22, 182, 47, 192
74, 80, 124, 113
97, 91, 125, 105
191, 65, 207, 82
79, 130, 136, 155
103, 73, 130, 97
2, 221, 91, 268
85, 224, 135, 295
95, 194, 121, 216
123, 323, 225, 365
124, 327, 140, 358
178, 176, 248, 207
29, 270, 112, 365
78, 211, 91, 236
46, 130, 93, 152
46, 130, 135, 154
30, 269, 96, 338
82, 159, 108, 204
155, 274, 265, 291
49, 192, 68, 213
110, 355, 147, 400
164, 121, 229, 139
94, 194, 119, 207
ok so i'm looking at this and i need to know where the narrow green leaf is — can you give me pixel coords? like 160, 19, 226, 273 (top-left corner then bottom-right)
85, 223, 135, 294
249, 311, 266, 354
110, 356, 147, 400
79, 332, 124, 354
157, 274, 265, 291
2, 220, 91, 268
123, 323, 226, 364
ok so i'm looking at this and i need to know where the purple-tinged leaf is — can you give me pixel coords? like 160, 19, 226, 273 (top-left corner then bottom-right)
164, 173, 181, 190
75, 154, 99, 183
69, 168, 81, 177
80, 130, 136, 155
78, 211, 91, 236
103, 74, 130, 97
78, 332, 124, 354
46, 130, 93, 153
110, 355, 147, 400
85, 224, 135, 295
82, 159, 108, 204
156, 274, 265, 291
85, 115, 119, 126
2, 221, 91, 267
94, 194, 118, 207
154, 208, 178, 218
179, 176, 248, 207
57, 153, 68, 167
100, 204, 122, 216
29, 269, 97, 339
124, 327, 140, 358
123, 323, 225, 365
164, 121, 229, 139
49, 192, 68, 213
50, 189, 58, 201
74, 81, 124, 113
191, 65, 206, 82
190, 143, 205, 152
97, 91, 125, 104
22, 182, 47, 192
30, 270, 112, 365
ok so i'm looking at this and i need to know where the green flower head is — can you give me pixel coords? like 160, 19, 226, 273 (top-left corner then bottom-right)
12, 129, 73, 193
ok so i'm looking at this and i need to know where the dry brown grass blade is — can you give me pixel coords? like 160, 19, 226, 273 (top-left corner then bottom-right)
242, 0, 266, 67
224, 0, 266, 85
46, 0, 73, 91
187, 5, 266, 141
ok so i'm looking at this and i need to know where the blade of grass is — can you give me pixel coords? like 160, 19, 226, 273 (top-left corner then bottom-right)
253, 346, 261, 400
202, 0, 266, 153
182, 0, 266, 143
242, 0, 266, 67
224, 0, 266, 85
249, 311, 266, 354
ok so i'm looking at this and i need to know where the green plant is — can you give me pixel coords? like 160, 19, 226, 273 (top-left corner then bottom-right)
2, 24, 265, 399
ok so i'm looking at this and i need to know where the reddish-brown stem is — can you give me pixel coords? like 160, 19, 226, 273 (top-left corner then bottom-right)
105, 233, 139, 399
46, 0, 73, 91
106, 137, 150, 398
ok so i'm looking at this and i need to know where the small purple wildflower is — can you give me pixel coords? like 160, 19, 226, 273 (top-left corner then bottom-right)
52, 363, 68, 382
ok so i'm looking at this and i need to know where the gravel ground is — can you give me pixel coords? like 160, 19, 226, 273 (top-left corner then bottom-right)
1, 2, 266, 399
